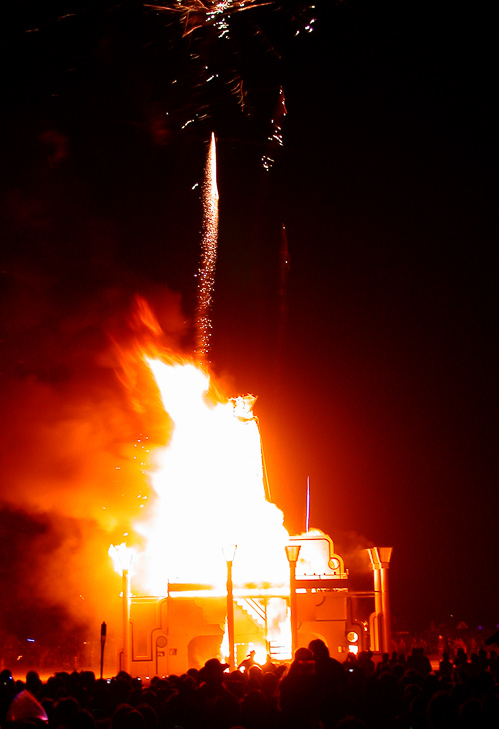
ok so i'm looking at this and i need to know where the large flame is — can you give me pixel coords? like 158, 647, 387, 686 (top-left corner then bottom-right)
122, 355, 290, 594
107, 136, 291, 594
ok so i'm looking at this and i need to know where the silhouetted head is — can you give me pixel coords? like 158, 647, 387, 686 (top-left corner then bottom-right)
294, 647, 313, 663
199, 658, 229, 683
73, 709, 97, 729
261, 671, 278, 698
248, 665, 263, 683
336, 717, 366, 729
427, 692, 459, 729
26, 671, 42, 696
1, 669, 14, 688
186, 668, 200, 685
308, 639, 330, 662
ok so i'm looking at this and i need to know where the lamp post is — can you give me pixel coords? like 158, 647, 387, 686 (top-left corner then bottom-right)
100, 622, 107, 679
222, 544, 237, 671
122, 567, 131, 673
285, 544, 301, 658
116, 546, 134, 675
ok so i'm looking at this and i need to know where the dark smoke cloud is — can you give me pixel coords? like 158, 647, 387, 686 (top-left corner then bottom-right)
0, 178, 189, 661
0, 506, 117, 642
333, 530, 376, 584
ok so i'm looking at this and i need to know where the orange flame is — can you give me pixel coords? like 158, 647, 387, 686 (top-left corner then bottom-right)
127, 356, 290, 594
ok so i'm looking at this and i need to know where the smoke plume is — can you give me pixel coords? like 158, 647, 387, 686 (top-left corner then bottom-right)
0, 195, 188, 666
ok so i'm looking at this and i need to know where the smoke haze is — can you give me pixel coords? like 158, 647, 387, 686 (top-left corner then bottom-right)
0, 190, 189, 661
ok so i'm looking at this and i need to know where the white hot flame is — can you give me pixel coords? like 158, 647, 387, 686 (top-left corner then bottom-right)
133, 357, 290, 594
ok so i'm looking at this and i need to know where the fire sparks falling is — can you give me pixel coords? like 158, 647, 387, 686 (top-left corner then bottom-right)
195, 133, 219, 360
262, 86, 287, 172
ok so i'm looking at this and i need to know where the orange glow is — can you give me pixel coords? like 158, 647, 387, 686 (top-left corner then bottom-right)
107, 298, 342, 665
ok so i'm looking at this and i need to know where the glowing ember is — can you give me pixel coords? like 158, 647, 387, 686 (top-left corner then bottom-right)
196, 132, 219, 360
130, 356, 290, 594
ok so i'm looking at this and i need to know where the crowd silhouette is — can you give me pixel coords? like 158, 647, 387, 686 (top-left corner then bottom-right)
1, 639, 499, 729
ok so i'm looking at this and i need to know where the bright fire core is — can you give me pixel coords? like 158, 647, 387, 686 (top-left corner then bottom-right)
131, 357, 290, 595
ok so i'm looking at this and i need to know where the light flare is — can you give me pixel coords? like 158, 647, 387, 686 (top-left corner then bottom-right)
108, 542, 136, 576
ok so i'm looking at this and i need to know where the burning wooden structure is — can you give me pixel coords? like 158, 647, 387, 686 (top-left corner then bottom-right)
124, 532, 391, 676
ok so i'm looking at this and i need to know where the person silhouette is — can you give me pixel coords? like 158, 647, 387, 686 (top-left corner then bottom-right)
238, 650, 257, 672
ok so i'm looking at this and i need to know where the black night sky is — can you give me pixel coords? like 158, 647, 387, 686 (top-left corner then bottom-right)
0, 0, 497, 654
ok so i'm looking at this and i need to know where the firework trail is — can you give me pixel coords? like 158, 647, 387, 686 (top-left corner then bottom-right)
195, 132, 219, 360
